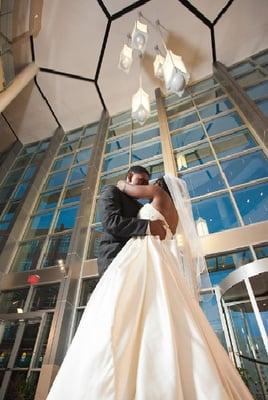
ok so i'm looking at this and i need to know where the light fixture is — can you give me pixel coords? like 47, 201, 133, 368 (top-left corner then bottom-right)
132, 87, 150, 125
176, 153, 187, 170
196, 217, 209, 236
57, 259, 65, 272
153, 46, 165, 80
131, 20, 148, 53
118, 43, 133, 74
163, 50, 190, 96
17, 308, 23, 314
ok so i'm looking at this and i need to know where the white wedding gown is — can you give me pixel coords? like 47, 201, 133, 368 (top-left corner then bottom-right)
47, 203, 253, 400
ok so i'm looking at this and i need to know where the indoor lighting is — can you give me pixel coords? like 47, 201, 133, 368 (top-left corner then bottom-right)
163, 50, 190, 96
118, 44, 133, 74
131, 20, 148, 53
176, 153, 187, 170
17, 308, 23, 313
196, 217, 209, 236
132, 87, 150, 125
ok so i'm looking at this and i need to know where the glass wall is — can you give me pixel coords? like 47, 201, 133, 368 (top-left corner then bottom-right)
229, 48, 268, 117
0, 139, 50, 252
9, 123, 97, 273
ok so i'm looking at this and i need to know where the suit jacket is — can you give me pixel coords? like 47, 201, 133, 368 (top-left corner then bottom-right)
97, 185, 149, 276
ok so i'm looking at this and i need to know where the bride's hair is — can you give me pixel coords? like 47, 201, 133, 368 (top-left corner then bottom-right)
154, 177, 172, 198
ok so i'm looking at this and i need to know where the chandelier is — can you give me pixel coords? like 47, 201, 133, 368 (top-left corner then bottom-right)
118, 13, 190, 125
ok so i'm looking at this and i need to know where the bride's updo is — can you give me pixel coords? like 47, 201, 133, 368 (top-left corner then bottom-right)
154, 177, 172, 198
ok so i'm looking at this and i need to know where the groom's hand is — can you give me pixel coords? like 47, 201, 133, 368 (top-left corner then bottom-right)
149, 220, 166, 240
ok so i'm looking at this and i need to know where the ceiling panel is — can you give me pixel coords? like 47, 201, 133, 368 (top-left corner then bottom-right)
189, 0, 229, 22
34, 0, 107, 78
99, 0, 212, 116
102, 0, 143, 16
37, 72, 103, 131
4, 81, 58, 144
215, 0, 268, 66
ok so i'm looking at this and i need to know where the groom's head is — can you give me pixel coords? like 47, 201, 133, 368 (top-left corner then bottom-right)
126, 166, 150, 185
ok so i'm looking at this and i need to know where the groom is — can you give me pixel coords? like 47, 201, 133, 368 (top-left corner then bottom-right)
97, 165, 166, 276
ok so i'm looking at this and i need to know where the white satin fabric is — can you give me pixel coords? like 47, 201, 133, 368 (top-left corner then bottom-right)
47, 204, 253, 400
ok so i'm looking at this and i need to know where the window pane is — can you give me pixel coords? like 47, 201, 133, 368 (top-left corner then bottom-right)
166, 100, 194, 117
22, 165, 36, 181
33, 314, 53, 368
38, 140, 50, 152
192, 193, 240, 233
171, 124, 206, 149
254, 243, 268, 259
30, 284, 59, 311
0, 202, 19, 231
37, 190, 61, 211
74, 148, 91, 164
45, 170, 68, 189
252, 52, 268, 65
11, 182, 29, 201
79, 135, 95, 148
198, 98, 233, 119
99, 170, 128, 192
205, 112, 243, 136
182, 165, 225, 197
229, 61, 254, 77
0, 186, 16, 203
0, 321, 19, 368
211, 128, 257, 158
146, 161, 165, 180
190, 78, 218, 94
52, 154, 73, 171
108, 122, 132, 138
168, 111, 199, 131
102, 152, 129, 172
68, 164, 88, 183
42, 234, 72, 268
256, 98, 268, 117
193, 87, 224, 106
62, 184, 83, 205
54, 206, 79, 232
3, 168, 24, 185
132, 127, 160, 144
246, 81, 268, 100
64, 129, 83, 143
105, 136, 129, 153
14, 322, 40, 368
25, 212, 54, 238
131, 142, 162, 163
22, 142, 39, 155
57, 140, 79, 155
233, 182, 268, 225
221, 151, 268, 186
236, 70, 265, 87
84, 123, 98, 137
209, 268, 235, 286
176, 142, 214, 171
79, 278, 99, 306
87, 225, 103, 259
12, 239, 44, 272
12, 156, 29, 169
0, 288, 29, 313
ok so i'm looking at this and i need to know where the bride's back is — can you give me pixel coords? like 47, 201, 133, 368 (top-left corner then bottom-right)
151, 185, 178, 235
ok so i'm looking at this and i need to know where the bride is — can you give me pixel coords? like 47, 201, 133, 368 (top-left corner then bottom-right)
47, 174, 253, 400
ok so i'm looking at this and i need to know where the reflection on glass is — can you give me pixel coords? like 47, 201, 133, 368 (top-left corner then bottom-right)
23, 165, 36, 181
198, 98, 233, 119
3, 168, 24, 186
205, 112, 243, 136
131, 142, 162, 163
166, 100, 194, 117
246, 81, 268, 100
211, 128, 257, 158
171, 124, 206, 149
229, 61, 254, 77
54, 206, 78, 232
79, 135, 95, 148
26, 212, 54, 238
200, 293, 227, 349
182, 164, 225, 197
254, 243, 268, 259
45, 170, 68, 189
168, 111, 199, 131
146, 161, 164, 181
190, 78, 218, 94
108, 122, 132, 138
0, 321, 18, 368
12, 183, 29, 201
0, 202, 19, 231
42, 233, 72, 268
87, 225, 103, 259
68, 164, 88, 183
57, 141, 79, 156
74, 148, 91, 164
102, 152, 129, 172
12, 239, 44, 272
0, 288, 29, 313
12, 156, 29, 170
52, 154, 73, 171
0, 186, 16, 203
34, 314, 53, 368
192, 193, 240, 233
193, 87, 224, 106
30, 284, 59, 311
62, 184, 83, 205
132, 127, 160, 144
236, 69, 265, 87
99, 170, 128, 192
37, 190, 61, 211
73, 309, 84, 336
79, 277, 99, 306
221, 150, 268, 186
105, 136, 129, 153
84, 123, 98, 137
14, 321, 40, 368
256, 98, 268, 117
233, 182, 268, 225
176, 142, 214, 170
64, 129, 83, 143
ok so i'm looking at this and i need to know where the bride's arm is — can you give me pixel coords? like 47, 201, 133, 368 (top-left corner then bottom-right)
117, 180, 161, 199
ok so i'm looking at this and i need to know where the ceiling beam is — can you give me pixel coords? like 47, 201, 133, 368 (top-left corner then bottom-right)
39, 68, 95, 82
111, 0, 152, 21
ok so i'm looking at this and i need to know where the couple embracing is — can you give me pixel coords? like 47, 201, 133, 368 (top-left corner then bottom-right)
47, 166, 253, 400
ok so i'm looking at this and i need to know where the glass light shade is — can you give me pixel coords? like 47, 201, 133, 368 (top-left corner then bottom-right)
132, 87, 151, 125
118, 44, 133, 74
163, 50, 190, 96
131, 20, 148, 53
196, 217, 209, 236
154, 54, 165, 80
176, 153, 187, 170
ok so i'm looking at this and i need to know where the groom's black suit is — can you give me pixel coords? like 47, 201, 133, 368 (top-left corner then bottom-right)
97, 185, 149, 276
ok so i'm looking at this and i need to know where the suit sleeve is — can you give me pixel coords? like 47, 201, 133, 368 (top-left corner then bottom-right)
99, 186, 149, 238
